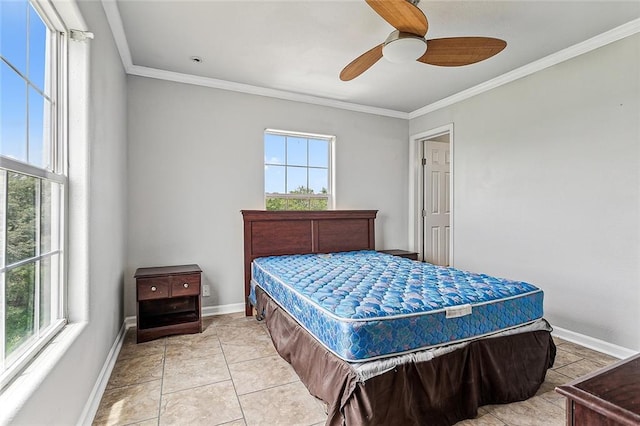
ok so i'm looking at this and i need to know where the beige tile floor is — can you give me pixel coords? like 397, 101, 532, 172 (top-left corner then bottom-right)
93, 313, 618, 426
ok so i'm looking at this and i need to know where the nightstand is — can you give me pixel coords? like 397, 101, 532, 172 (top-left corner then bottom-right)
378, 249, 419, 260
134, 264, 202, 343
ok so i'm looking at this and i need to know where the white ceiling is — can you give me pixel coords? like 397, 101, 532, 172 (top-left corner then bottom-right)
107, 0, 640, 115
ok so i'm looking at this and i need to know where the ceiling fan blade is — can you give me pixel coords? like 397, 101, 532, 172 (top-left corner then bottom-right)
365, 0, 428, 37
417, 37, 507, 66
340, 44, 384, 81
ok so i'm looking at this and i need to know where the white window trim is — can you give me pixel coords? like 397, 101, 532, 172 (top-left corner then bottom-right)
0, 0, 90, 415
0, 0, 68, 389
264, 128, 335, 210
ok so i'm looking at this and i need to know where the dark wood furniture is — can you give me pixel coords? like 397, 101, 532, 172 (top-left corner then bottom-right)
556, 353, 640, 426
378, 249, 419, 260
241, 209, 555, 425
241, 210, 377, 316
134, 264, 202, 343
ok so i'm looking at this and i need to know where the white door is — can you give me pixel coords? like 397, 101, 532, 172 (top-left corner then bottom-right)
423, 140, 450, 266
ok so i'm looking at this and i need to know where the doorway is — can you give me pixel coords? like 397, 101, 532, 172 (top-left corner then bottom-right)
422, 135, 450, 266
409, 124, 453, 266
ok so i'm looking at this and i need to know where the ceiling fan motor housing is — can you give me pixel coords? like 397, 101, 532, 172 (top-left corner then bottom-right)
382, 30, 427, 63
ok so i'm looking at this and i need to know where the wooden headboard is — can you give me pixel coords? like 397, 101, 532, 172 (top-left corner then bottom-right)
241, 210, 378, 315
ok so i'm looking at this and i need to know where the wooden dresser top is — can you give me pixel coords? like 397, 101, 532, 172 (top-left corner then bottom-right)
574, 354, 639, 414
134, 264, 201, 278
557, 353, 640, 424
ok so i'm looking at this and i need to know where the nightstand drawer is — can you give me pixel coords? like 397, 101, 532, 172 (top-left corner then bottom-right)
171, 274, 200, 297
137, 278, 170, 300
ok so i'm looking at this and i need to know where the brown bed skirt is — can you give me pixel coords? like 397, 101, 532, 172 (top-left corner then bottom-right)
255, 287, 556, 426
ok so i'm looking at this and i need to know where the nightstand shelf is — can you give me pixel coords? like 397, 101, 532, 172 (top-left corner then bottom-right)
138, 305, 199, 329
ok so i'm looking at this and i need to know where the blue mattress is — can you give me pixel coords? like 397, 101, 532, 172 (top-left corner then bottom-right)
251, 250, 544, 362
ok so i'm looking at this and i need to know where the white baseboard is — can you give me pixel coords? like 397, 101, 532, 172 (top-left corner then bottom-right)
124, 315, 136, 329
202, 303, 245, 317
76, 321, 128, 426
551, 325, 638, 360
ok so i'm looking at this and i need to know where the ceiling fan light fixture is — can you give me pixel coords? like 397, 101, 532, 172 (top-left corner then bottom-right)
382, 31, 427, 63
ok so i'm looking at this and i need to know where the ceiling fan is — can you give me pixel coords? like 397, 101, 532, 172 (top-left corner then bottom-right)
340, 0, 507, 81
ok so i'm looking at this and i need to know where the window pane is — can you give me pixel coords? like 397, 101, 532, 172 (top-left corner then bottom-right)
310, 198, 328, 211
288, 198, 310, 211
308, 139, 329, 168
0, 0, 63, 383
1, 61, 28, 162
286, 137, 307, 167
264, 133, 285, 165
5, 262, 36, 357
40, 255, 55, 329
40, 180, 55, 253
265, 164, 285, 194
265, 197, 287, 211
28, 4, 48, 91
286, 166, 307, 194
7, 172, 37, 265
264, 131, 332, 211
28, 87, 51, 168
0, 170, 5, 267
309, 168, 328, 194
0, 0, 28, 74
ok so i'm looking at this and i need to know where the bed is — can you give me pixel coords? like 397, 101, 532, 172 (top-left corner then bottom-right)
241, 210, 556, 426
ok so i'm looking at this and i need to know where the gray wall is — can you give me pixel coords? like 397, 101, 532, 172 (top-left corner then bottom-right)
8, 13, 637, 424
125, 77, 409, 316
10, 1, 128, 423
410, 34, 640, 351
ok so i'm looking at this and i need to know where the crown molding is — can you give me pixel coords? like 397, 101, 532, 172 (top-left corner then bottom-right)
127, 65, 410, 119
101, 0, 639, 121
101, 0, 133, 69
408, 18, 640, 119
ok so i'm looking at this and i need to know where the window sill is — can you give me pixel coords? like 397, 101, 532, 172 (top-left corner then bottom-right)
0, 322, 87, 424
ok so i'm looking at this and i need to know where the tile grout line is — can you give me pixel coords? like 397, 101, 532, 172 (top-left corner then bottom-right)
216, 323, 249, 426
121, 417, 158, 426
160, 377, 234, 396
235, 379, 303, 398
156, 337, 167, 426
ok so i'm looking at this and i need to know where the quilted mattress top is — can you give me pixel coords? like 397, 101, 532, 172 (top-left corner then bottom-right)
254, 250, 541, 321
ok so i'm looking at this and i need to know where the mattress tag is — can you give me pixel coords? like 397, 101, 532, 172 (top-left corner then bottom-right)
445, 304, 472, 319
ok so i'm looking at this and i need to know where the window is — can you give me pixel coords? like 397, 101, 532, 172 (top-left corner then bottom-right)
0, 0, 66, 388
264, 129, 333, 210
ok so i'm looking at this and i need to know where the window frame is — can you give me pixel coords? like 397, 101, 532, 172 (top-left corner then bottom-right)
0, 0, 68, 390
264, 128, 335, 211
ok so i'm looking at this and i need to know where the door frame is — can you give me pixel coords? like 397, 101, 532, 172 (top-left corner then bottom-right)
408, 123, 454, 264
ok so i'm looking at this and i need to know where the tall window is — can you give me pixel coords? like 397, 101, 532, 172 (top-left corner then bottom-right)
264, 130, 333, 210
0, 0, 66, 388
